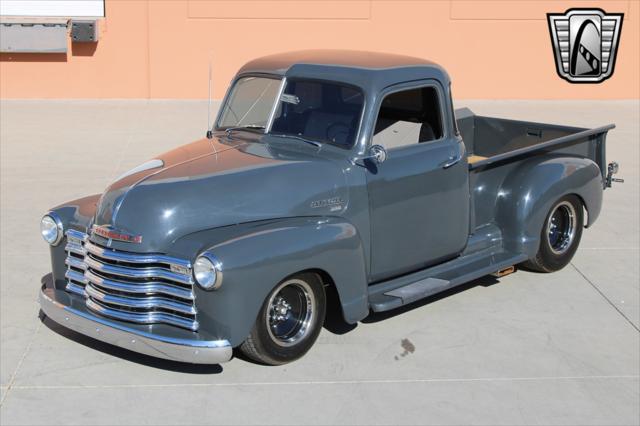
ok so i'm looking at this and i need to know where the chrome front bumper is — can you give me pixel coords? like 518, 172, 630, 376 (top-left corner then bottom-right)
39, 284, 233, 365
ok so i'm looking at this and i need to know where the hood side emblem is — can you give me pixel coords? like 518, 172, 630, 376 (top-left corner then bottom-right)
92, 224, 142, 244
311, 197, 344, 212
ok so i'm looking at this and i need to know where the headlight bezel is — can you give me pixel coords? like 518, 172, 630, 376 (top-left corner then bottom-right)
193, 252, 223, 290
40, 212, 64, 246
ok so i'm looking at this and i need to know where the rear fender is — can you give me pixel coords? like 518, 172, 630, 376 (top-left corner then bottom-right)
495, 156, 603, 258
185, 217, 369, 347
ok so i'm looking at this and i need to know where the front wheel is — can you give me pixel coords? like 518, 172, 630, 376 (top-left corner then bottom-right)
524, 194, 584, 272
239, 273, 326, 365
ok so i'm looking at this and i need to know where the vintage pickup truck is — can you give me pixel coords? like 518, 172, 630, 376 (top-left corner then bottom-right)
39, 50, 622, 365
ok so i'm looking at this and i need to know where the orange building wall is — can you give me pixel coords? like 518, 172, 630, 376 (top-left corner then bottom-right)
1, 0, 638, 99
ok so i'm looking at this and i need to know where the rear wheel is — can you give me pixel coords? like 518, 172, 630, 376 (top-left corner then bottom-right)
240, 273, 326, 365
524, 194, 584, 272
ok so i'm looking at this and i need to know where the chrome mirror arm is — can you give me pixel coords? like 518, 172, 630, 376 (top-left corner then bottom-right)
350, 145, 387, 167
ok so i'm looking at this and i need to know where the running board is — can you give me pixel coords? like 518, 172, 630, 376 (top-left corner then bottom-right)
368, 251, 527, 313
384, 278, 450, 306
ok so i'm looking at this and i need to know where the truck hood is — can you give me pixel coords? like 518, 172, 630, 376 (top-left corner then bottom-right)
93, 135, 349, 252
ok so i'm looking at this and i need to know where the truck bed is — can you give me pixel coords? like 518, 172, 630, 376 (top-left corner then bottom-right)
456, 108, 614, 176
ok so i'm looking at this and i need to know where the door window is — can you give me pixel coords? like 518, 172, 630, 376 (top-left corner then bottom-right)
372, 86, 443, 150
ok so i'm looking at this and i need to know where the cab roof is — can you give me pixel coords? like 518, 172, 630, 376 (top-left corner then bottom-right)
237, 50, 450, 93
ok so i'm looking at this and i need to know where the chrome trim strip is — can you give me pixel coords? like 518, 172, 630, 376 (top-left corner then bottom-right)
65, 269, 88, 284
65, 241, 86, 256
84, 240, 192, 270
65, 256, 87, 271
66, 229, 88, 242
84, 256, 194, 285
84, 269, 194, 300
39, 287, 231, 364
65, 281, 87, 297
86, 298, 199, 331
85, 285, 197, 315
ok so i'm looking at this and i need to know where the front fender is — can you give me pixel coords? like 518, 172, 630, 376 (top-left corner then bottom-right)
177, 217, 369, 347
47, 194, 100, 289
495, 156, 603, 258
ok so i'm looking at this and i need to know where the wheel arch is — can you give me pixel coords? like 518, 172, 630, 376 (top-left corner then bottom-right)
572, 192, 595, 229
295, 267, 349, 327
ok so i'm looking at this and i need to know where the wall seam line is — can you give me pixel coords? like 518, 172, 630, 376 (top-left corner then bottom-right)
146, 0, 151, 99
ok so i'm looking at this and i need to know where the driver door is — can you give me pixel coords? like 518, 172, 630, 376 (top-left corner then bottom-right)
366, 81, 469, 282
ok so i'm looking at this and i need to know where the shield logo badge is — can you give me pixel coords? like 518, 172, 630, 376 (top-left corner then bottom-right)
547, 8, 623, 83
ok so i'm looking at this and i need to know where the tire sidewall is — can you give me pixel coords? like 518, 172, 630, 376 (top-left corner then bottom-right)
538, 195, 584, 271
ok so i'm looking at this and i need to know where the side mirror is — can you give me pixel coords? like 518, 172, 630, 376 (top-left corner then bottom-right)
369, 145, 387, 164
352, 144, 387, 167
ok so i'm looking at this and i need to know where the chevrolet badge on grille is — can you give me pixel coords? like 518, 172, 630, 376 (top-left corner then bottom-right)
91, 224, 142, 244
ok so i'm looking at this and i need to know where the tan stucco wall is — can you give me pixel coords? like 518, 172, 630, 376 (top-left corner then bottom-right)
1, 0, 638, 99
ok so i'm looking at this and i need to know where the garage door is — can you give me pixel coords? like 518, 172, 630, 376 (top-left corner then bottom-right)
0, 0, 105, 17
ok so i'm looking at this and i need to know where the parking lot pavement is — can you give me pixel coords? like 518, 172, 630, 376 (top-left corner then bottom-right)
1, 99, 638, 425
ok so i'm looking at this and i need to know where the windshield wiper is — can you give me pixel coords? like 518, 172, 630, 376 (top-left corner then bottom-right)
268, 133, 322, 148
224, 124, 265, 136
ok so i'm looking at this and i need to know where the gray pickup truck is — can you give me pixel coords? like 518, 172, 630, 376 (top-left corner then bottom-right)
39, 50, 622, 366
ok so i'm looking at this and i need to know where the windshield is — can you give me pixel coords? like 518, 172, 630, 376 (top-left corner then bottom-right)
217, 76, 364, 148
218, 76, 281, 130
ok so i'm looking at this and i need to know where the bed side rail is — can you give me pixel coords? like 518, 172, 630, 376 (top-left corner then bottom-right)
468, 124, 616, 172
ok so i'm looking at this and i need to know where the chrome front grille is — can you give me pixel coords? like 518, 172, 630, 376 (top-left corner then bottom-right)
64, 229, 198, 331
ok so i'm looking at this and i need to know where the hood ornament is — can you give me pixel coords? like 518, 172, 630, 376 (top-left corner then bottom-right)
91, 224, 142, 244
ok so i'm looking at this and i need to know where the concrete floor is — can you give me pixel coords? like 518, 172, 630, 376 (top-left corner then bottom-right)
0, 99, 638, 425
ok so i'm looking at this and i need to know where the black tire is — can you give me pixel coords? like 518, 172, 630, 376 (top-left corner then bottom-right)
239, 273, 326, 365
524, 194, 584, 272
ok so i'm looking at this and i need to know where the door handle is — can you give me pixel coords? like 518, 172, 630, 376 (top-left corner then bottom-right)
442, 154, 462, 169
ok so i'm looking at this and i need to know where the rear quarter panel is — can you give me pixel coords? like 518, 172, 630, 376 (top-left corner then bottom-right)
484, 156, 603, 258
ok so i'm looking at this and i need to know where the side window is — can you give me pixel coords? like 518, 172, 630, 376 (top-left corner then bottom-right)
372, 86, 443, 150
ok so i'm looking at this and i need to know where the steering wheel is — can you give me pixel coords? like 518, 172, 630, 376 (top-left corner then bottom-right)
326, 122, 350, 144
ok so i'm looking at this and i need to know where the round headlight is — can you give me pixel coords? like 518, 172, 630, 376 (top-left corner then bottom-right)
40, 213, 63, 246
193, 254, 222, 290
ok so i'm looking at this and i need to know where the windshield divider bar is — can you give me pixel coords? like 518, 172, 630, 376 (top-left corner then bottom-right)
265, 77, 287, 134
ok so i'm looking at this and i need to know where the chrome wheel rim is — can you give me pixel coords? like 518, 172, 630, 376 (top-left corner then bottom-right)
266, 279, 315, 347
546, 201, 576, 255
